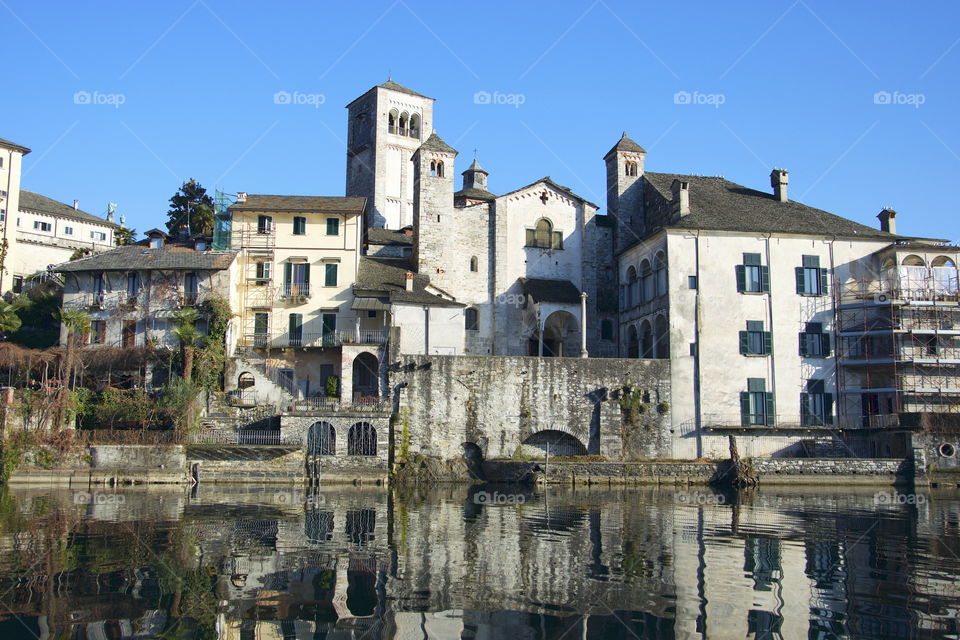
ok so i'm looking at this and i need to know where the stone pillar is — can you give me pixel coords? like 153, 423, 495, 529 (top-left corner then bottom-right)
580, 292, 589, 358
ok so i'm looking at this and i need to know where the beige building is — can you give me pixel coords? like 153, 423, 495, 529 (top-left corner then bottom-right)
0, 137, 29, 295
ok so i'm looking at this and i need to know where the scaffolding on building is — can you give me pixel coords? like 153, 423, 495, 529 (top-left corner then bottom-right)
234, 222, 276, 350
212, 190, 234, 251
835, 268, 960, 427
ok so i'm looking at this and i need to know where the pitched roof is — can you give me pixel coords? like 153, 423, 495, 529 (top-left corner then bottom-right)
603, 132, 646, 159
641, 172, 916, 242
499, 176, 599, 210
366, 227, 413, 246
355, 256, 463, 307
19, 190, 119, 227
229, 194, 366, 214
454, 187, 496, 202
463, 158, 487, 175
519, 278, 582, 305
55, 240, 235, 272
378, 79, 430, 99
417, 132, 457, 155
0, 137, 30, 154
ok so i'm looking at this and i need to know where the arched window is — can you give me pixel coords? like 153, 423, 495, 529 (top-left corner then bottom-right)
625, 161, 637, 177
465, 307, 479, 331
902, 255, 925, 266
601, 319, 613, 340
409, 113, 420, 139
526, 218, 562, 249
348, 422, 377, 456
387, 109, 398, 134
932, 256, 958, 296
238, 372, 255, 389
626, 266, 637, 308
640, 319, 653, 358
436, 160, 444, 177
430, 160, 437, 177
881, 257, 896, 272
654, 315, 669, 358
308, 421, 335, 456
627, 326, 639, 358
470, 256, 478, 272
640, 260, 654, 303
654, 252, 667, 297
932, 256, 957, 268
398, 111, 408, 136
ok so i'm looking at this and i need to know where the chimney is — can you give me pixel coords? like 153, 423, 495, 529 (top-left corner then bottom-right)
878, 208, 897, 234
770, 169, 788, 202
73, 199, 79, 210
671, 179, 690, 216
405, 271, 414, 292
236, 191, 247, 204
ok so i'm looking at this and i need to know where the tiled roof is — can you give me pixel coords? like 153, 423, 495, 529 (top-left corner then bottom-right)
0, 137, 30, 154
463, 158, 487, 174
55, 240, 235, 272
499, 176, 599, 210
418, 132, 457, 155
355, 256, 463, 307
455, 187, 496, 201
229, 194, 366, 214
19, 190, 119, 227
379, 80, 430, 99
520, 277, 582, 304
366, 228, 413, 246
641, 172, 921, 243
603, 132, 646, 158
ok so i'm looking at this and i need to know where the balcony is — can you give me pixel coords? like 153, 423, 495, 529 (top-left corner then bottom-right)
700, 413, 889, 431
278, 283, 311, 303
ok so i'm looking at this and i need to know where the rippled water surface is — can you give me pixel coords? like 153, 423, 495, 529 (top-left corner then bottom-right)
0, 484, 958, 639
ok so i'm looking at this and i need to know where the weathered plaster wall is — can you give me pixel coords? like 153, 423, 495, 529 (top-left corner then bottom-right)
393, 354, 671, 461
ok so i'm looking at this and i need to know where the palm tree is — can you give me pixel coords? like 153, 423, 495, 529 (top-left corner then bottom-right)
57, 307, 90, 390
0, 301, 21, 338
171, 308, 204, 381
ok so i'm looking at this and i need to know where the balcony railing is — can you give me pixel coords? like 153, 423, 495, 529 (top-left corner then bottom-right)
285, 396, 389, 413
188, 429, 302, 445
700, 413, 897, 430
238, 328, 389, 350
279, 283, 311, 300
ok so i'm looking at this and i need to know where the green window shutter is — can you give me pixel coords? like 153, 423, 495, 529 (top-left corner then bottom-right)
289, 313, 301, 333
736, 265, 746, 292
824, 394, 834, 425
325, 263, 337, 286
799, 332, 809, 356
303, 264, 310, 284
800, 393, 810, 421
763, 332, 773, 355
739, 331, 749, 354
821, 333, 832, 356
819, 268, 829, 295
760, 266, 770, 292
283, 262, 291, 285
802, 255, 820, 268
795, 267, 805, 294
740, 392, 751, 426
765, 393, 776, 426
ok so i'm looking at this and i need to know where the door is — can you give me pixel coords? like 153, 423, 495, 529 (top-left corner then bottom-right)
288, 313, 303, 347
322, 313, 337, 346
253, 312, 269, 347
284, 262, 310, 297
122, 320, 136, 348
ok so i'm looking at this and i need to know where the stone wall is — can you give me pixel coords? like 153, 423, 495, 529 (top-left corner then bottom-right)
90, 445, 185, 470
393, 354, 672, 461
186, 445, 304, 484
282, 413, 390, 483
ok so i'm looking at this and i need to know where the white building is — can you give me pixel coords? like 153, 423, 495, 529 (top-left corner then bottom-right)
0, 137, 30, 295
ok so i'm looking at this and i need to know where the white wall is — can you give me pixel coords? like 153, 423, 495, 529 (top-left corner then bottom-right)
394, 303, 465, 355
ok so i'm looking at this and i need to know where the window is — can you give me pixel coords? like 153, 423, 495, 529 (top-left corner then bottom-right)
326, 217, 340, 236
11, 275, 22, 293
625, 266, 637, 308
625, 161, 638, 177
796, 255, 828, 295
525, 218, 563, 249
470, 256, 478, 272
33, 221, 52, 232
284, 262, 310, 296
398, 112, 408, 136
184, 272, 199, 305
736, 253, 769, 293
288, 313, 303, 347
126, 272, 141, 299
238, 372, 255, 389
93, 273, 104, 295
740, 321, 772, 356
601, 319, 613, 340
321, 313, 337, 345
640, 260, 654, 302
255, 261, 272, 284
388, 109, 398, 134
122, 320, 137, 348
801, 379, 833, 426
324, 262, 338, 287
149, 236, 163, 248
63, 226, 73, 236
90, 231, 107, 241
257, 215, 273, 234
688, 275, 697, 290
308, 422, 336, 456
88, 320, 106, 345
293, 216, 306, 235
0, 209, 5, 222
0, 158, 3, 168
348, 422, 377, 456
799, 322, 831, 357
741, 378, 775, 426
654, 252, 667, 297
436, 160, 444, 177
253, 312, 269, 347
465, 307, 479, 331
409, 113, 421, 139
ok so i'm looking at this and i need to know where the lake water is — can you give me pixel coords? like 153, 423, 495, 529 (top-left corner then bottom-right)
0, 484, 958, 639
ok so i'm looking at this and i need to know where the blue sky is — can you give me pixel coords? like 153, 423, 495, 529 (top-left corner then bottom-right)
3, 1, 959, 241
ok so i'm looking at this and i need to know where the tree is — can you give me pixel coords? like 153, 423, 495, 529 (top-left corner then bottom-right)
57, 308, 91, 390
115, 226, 137, 246
166, 179, 214, 236
0, 301, 21, 338
171, 308, 204, 381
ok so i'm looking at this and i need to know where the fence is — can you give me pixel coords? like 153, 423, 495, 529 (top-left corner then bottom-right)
188, 429, 302, 445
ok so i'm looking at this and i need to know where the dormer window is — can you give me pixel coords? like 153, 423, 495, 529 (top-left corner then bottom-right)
150, 236, 163, 249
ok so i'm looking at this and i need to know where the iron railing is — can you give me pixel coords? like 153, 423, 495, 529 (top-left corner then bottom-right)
188, 429, 302, 445
700, 413, 900, 430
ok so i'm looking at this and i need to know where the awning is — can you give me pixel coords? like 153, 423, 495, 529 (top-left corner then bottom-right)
351, 297, 390, 311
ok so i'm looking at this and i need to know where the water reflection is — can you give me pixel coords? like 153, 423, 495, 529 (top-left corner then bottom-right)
0, 484, 958, 639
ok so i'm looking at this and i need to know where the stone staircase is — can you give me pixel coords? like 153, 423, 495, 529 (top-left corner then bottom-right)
228, 355, 301, 410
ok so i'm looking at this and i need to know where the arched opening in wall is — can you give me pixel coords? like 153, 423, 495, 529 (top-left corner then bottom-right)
436, 160, 444, 177
902, 254, 926, 266
409, 113, 420, 139
626, 266, 637, 308
465, 307, 479, 331
348, 422, 377, 456
430, 160, 437, 177
601, 319, 613, 341
462, 442, 483, 462
639, 259, 654, 303
521, 430, 587, 457
654, 315, 669, 358
238, 372, 255, 389
900, 254, 928, 291
387, 109, 398, 134
470, 256, 478, 272
654, 252, 667, 297
627, 325, 639, 358
308, 421, 335, 456
541, 310, 579, 357
932, 256, 959, 296
640, 319, 653, 358
352, 352, 380, 400
625, 161, 637, 177
398, 111, 408, 136
346, 570, 377, 617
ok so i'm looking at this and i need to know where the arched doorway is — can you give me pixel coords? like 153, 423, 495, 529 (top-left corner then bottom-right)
352, 352, 379, 400
348, 422, 377, 456
540, 310, 579, 357
521, 430, 587, 457
308, 421, 335, 456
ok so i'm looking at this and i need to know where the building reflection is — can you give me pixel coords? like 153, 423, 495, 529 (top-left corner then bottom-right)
0, 485, 958, 639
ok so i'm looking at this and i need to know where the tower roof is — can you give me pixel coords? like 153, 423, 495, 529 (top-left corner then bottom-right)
603, 132, 646, 159
462, 158, 488, 175
417, 132, 458, 155
378, 79, 432, 99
